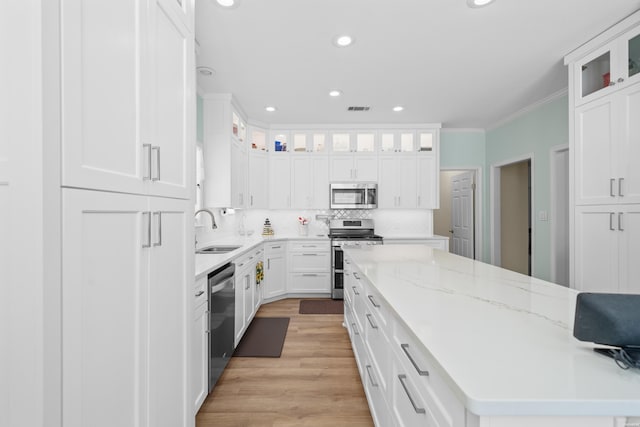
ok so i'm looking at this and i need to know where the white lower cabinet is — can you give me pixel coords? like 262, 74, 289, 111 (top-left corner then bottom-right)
192, 276, 208, 414
574, 204, 640, 293
346, 252, 465, 427
234, 252, 253, 346
287, 240, 331, 294
62, 188, 190, 427
264, 242, 287, 300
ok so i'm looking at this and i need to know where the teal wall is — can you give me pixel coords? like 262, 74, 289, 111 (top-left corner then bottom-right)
485, 94, 568, 281
442, 95, 568, 280
197, 94, 204, 143
440, 130, 489, 262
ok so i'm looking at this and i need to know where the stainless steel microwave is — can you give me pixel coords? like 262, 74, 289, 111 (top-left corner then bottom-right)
330, 182, 377, 209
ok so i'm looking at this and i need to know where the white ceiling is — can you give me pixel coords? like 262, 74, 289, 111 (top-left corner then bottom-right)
195, 0, 640, 128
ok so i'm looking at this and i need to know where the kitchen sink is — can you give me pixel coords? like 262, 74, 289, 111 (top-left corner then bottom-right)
196, 245, 241, 254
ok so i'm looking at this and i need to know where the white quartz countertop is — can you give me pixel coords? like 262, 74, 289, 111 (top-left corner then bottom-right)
344, 244, 640, 416
195, 234, 328, 279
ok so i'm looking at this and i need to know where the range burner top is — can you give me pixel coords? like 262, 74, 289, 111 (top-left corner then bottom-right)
328, 219, 383, 242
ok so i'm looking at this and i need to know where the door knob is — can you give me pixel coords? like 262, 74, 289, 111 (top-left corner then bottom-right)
449, 230, 454, 233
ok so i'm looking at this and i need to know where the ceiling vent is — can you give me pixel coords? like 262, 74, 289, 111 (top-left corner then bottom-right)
347, 106, 370, 111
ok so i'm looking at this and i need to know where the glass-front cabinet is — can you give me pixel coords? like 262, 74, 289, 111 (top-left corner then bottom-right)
249, 128, 267, 151
574, 25, 640, 105
379, 131, 415, 153
291, 131, 327, 153
330, 131, 376, 153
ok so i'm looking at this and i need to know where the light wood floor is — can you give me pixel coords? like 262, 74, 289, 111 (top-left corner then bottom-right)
196, 298, 374, 427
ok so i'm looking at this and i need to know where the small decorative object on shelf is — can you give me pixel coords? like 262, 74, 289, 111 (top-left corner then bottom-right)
262, 218, 274, 237
297, 216, 309, 236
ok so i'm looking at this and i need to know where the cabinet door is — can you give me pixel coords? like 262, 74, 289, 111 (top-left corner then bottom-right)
398, 156, 417, 208
417, 156, 438, 209
192, 299, 208, 414
248, 152, 268, 208
618, 84, 640, 203
618, 206, 640, 293
264, 246, 287, 299
231, 142, 247, 208
147, 197, 190, 427
61, 0, 148, 195
243, 266, 254, 327
62, 189, 148, 427
574, 43, 616, 105
574, 206, 620, 292
268, 156, 291, 209
330, 156, 354, 181
574, 97, 617, 205
147, 0, 193, 199
354, 156, 378, 181
378, 156, 398, 208
311, 156, 330, 209
291, 157, 314, 208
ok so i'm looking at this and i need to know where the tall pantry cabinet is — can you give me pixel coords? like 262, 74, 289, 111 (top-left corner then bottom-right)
60, 0, 195, 426
565, 10, 640, 293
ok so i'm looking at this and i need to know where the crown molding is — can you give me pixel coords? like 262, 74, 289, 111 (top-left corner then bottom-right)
486, 88, 568, 132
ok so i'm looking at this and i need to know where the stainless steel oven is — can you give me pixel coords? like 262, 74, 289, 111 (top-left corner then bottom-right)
329, 219, 383, 299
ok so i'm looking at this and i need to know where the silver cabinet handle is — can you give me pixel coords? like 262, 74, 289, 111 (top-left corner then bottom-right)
302, 273, 318, 277
152, 212, 162, 247
418, 195, 421, 206
352, 286, 360, 296
267, 259, 270, 269
245, 275, 250, 290
302, 245, 317, 248
619, 212, 624, 231
610, 178, 616, 197
617, 77, 625, 83
351, 323, 359, 335
619, 177, 624, 197
142, 212, 151, 248
401, 344, 429, 376
365, 313, 378, 329
271, 245, 281, 249
195, 290, 205, 297
143, 144, 152, 180
368, 295, 380, 308
365, 365, 378, 387
398, 375, 426, 414
151, 146, 160, 181
610, 212, 615, 231
353, 272, 360, 280
250, 195, 254, 206
302, 253, 318, 256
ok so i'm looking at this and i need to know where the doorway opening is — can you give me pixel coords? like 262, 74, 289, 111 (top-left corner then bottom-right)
550, 145, 569, 286
491, 156, 533, 276
434, 168, 481, 260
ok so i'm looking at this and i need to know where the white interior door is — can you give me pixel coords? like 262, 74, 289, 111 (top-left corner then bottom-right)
451, 171, 475, 258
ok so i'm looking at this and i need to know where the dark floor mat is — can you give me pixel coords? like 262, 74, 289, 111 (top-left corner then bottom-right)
299, 299, 344, 314
233, 317, 290, 357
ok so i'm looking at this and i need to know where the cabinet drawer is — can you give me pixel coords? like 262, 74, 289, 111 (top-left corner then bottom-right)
289, 241, 329, 252
362, 278, 391, 329
392, 323, 465, 427
264, 242, 285, 254
363, 305, 391, 393
363, 354, 390, 427
290, 252, 330, 272
288, 272, 330, 292
391, 362, 440, 427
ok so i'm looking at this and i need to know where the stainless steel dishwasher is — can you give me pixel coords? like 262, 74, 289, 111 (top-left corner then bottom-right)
207, 262, 235, 393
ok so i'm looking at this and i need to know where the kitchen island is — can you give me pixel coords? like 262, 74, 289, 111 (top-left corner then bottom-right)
343, 244, 640, 427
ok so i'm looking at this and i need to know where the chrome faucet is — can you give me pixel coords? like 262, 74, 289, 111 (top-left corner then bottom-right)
195, 209, 218, 229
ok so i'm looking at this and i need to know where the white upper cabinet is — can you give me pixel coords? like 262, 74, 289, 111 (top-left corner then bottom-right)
379, 131, 415, 153
61, 0, 192, 199
571, 21, 640, 106
291, 155, 329, 209
378, 156, 417, 208
575, 83, 640, 205
248, 150, 268, 208
268, 156, 291, 209
330, 131, 377, 154
290, 131, 328, 154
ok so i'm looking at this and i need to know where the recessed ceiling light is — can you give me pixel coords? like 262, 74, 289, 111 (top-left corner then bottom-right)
333, 35, 354, 48
467, 0, 495, 8
196, 66, 215, 76
216, 0, 239, 8
265, 106, 277, 112
329, 90, 342, 97
393, 106, 404, 112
